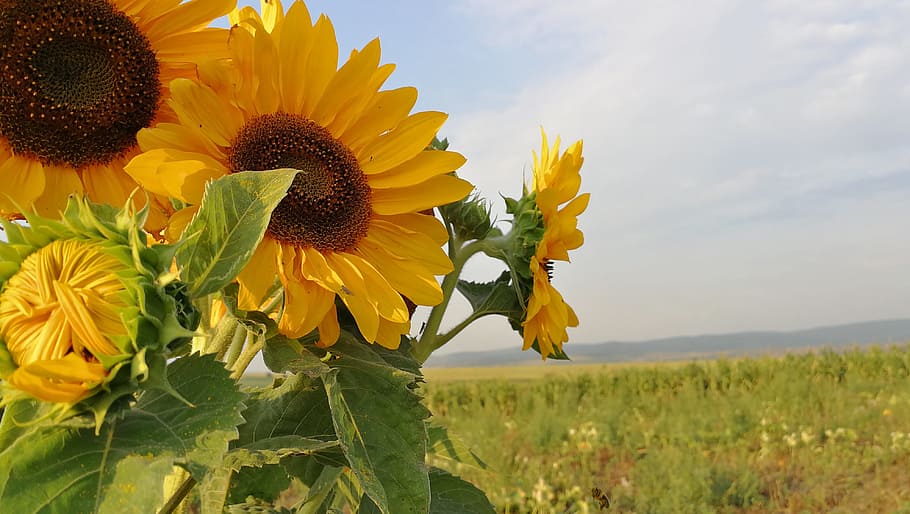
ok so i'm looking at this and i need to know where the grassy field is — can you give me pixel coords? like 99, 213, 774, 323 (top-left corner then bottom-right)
424, 345, 910, 513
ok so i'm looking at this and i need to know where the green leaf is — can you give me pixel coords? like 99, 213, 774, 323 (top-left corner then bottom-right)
456, 271, 524, 323
0, 354, 245, 514
177, 169, 298, 297
226, 465, 291, 506
427, 468, 494, 514
237, 374, 336, 445
0, 399, 42, 450
426, 424, 488, 472
235, 371, 346, 483
323, 333, 431, 514
198, 466, 233, 514
262, 336, 331, 377
359, 469, 493, 514
226, 436, 340, 469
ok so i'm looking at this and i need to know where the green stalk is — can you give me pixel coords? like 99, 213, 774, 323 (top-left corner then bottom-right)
230, 338, 264, 380
158, 476, 196, 514
411, 239, 486, 363
207, 314, 240, 359
222, 325, 248, 369
432, 309, 486, 350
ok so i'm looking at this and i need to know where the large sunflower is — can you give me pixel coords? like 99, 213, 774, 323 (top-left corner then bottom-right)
126, 0, 473, 348
0, 0, 235, 229
522, 131, 588, 358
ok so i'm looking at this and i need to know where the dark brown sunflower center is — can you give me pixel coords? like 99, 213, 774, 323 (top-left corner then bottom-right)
0, 0, 161, 168
228, 112, 372, 252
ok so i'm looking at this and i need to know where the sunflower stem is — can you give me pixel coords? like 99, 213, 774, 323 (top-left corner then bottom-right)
412, 238, 487, 364
230, 338, 264, 380
159, 476, 196, 514
207, 314, 239, 358
223, 325, 248, 369
433, 309, 486, 350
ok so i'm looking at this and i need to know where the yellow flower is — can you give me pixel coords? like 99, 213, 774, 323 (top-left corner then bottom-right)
0, 240, 132, 403
0, 197, 199, 408
126, 0, 472, 348
0, 0, 235, 230
522, 131, 589, 359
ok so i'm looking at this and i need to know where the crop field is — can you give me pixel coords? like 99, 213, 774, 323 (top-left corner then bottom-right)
423, 345, 910, 513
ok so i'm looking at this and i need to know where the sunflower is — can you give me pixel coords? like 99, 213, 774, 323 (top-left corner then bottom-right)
521, 131, 588, 359
0, 0, 235, 229
0, 197, 198, 406
126, 0, 473, 348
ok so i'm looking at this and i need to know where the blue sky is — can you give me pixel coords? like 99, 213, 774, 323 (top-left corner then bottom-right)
5, 1, 906, 359
232, 1, 910, 356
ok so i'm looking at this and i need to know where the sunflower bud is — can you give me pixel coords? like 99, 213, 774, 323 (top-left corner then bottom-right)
440, 194, 495, 242
0, 197, 198, 420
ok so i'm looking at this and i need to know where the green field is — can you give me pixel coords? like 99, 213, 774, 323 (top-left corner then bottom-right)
424, 345, 910, 513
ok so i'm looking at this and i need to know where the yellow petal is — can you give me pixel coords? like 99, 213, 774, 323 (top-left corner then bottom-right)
236, 239, 280, 310
228, 5, 259, 27
374, 213, 448, 246
367, 150, 466, 186
300, 15, 339, 116
52, 281, 121, 358
355, 242, 442, 306
165, 206, 199, 242
0, 154, 45, 216
122, 0, 181, 21
299, 247, 344, 291
137, 123, 224, 158
6, 367, 90, 403
277, 1, 314, 114
312, 38, 381, 127
260, 0, 285, 32
326, 63, 395, 137
279, 274, 335, 338
154, 28, 231, 62
374, 318, 409, 350
343, 87, 418, 152
252, 26, 281, 114
145, 0, 236, 41
125, 148, 226, 202
323, 253, 379, 342
316, 304, 341, 348
31, 165, 83, 219
372, 175, 473, 215
342, 253, 409, 323
24, 353, 107, 383
559, 193, 590, 218
364, 220, 453, 274
169, 79, 244, 147
358, 111, 448, 174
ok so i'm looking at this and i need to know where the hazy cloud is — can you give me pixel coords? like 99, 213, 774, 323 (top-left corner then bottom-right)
436, 0, 910, 350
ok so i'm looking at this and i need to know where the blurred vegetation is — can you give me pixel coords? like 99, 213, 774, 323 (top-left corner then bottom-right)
424, 345, 910, 513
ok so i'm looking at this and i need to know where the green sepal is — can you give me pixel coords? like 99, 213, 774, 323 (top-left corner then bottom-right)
140, 351, 194, 408
440, 194, 494, 242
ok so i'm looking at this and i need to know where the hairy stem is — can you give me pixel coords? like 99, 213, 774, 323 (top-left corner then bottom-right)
158, 476, 196, 514
412, 239, 487, 364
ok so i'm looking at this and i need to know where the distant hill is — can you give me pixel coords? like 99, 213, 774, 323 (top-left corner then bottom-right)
424, 318, 910, 368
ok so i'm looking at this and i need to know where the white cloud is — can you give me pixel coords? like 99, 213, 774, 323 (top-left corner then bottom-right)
432, 0, 910, 352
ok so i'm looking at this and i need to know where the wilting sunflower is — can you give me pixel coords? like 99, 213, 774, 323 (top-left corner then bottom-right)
0, 0, 235, 229
126, 0, 472, 348
0, 197, 198, 407
521, 131, 588, 359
